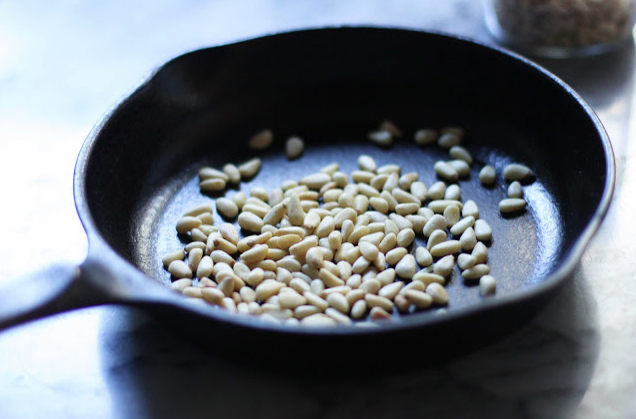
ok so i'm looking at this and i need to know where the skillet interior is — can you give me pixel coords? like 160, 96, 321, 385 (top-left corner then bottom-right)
79, 28, 609, 349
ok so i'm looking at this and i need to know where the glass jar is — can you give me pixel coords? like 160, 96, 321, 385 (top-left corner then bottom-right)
483, 0, 636, 57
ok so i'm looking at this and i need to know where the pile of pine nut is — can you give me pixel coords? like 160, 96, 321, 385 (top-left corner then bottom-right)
162, 125, 534, 327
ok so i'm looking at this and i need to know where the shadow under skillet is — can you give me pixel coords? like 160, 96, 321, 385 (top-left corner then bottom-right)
99, 266, 599, 419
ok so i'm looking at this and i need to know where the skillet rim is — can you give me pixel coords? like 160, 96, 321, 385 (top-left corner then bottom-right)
72, 26, 616, 336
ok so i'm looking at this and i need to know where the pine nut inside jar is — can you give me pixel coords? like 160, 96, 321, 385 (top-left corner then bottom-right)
482, 0, 636, 57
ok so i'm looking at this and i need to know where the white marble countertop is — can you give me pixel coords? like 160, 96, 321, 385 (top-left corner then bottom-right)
0, 1, 634, 418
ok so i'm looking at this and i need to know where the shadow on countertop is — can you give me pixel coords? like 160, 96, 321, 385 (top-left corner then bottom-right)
98, 267, 599, 419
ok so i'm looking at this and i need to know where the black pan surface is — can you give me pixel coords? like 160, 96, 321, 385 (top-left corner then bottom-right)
74, 27, 613, 363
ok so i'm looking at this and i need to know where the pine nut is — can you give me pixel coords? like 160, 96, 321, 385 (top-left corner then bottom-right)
414, 128, 438, 146
201, 287, 224, 305
474, 219, 493, 241
422, 214, 447, 237
448, 160, 470, 178
444, 184, 462, 200
347, 226, 370, 244
400, 281, 425, 295
457, 253, 476, 270
428, 199, 463, 213
248, 129, 273, 150
434, 161, 459, 181
163, 249, 185, 268
479, 275, 497, 296
375, 268, 396, 286
499, 198, 527, 213
170, 278, 192, 292
427, 182, 445, 201
365, 294, 394, 311
198, 168, 229, 183
351, 300, 368, 319
378, 281, 403, 299
406, 289, 434, 309
415, 246, 433, 267
462, 200, 480, 219
450, 216, 475, 236
191, 228, 208, 243
434, 255, 455, 277
237, 212, 264, 233
232, 191, 247, 209
426, 283, 448, 305
389, 213, 413, 230
437, 132, 461, 149
396, 228, 415, 247
460, 227, 477, 251
169, 260, 192, 279
295, 305, 321, 319
176, 216, 201, 234
443, 204, 461, 227
462, 264, 490, 280
354, 194, 370, 214
410, 181, 427, 202
503, 163, 534, 182
368, 130, 393, 147
278, 290, 307, 309
479, 165, 496, 186
370, 174, 389, 191
395, 203, 420, 216
370, 306, 392, 320
508, 181, 523, 198
412, 271, 445, 285
379, 191, 398, 213
305, 247, 324, 270
237, 158, 262, 179
384, 219, 399, 236
199, 178, 227, 192
255, 280, 285, 301
326, 293, 350, 314
395, 254, 417, 279
449, 145, 473, 164
284, 136, 304, 159
385, 247, 408, 266
359, 278, 381, 294
472, 241, 488, 264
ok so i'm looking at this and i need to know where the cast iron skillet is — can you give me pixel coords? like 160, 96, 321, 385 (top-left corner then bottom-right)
0, 28, 614, 366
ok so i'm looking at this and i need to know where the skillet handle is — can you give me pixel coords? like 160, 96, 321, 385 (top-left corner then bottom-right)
0, 263, 112, 331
